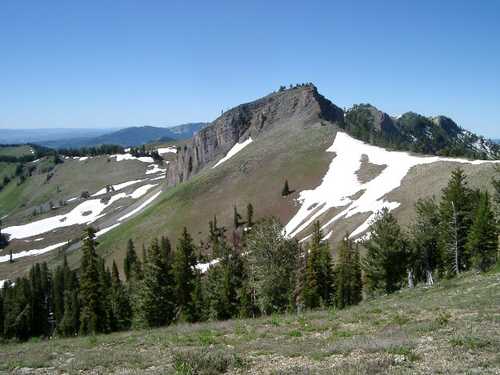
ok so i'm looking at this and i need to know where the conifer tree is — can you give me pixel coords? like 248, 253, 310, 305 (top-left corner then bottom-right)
246, 203, 254, 228
206, 240, 243, 320
281, 179, 291, 196
137, 238, 175, 327
363, 208, 408, 295
173, 228, 198, 322
439, 168, 474, 274
110, 261, 132, 330
409, 198, 441, 285
79, 227, 107, 335
466, 191, 498, 271
246, 218, 299, 314
0, 292, 3, 338
233, 206, 242, 229
303, 222, 334, 308
124, 239, 139, 281
335, 234, 362, 309
59, 288, 80, 336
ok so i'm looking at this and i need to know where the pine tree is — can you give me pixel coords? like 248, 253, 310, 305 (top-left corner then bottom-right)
206, 241, 244, 320
233, 206, 242, 229
409, 198, 441, 285
363, 208, 408, 295
110, 261, 132, 330
173, 228, 198, 322
137, 238, 175, 327
466, 191, 498, 271
124, 239, 139, 281
335, 234, 362, 309
246, 203, 254, 228
79, 227, 107, 335
281, 179, 291, 196
246, 217, 299, 314
59, 288, 80, 336
303, 222, 334, 308
439, 168, 474, 274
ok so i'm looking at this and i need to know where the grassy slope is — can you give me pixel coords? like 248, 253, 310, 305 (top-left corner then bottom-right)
97, 121, 335, 273
0, 145, 33, 158
1, 271, 498, 374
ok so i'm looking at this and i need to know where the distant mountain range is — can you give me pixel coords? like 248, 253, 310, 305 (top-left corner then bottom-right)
0, 123, 208, 148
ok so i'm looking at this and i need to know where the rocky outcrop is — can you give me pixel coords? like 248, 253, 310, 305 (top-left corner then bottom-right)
166, 84, 344, 185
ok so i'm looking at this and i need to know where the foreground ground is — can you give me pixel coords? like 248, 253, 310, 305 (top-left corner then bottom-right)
1, 270, 499, 374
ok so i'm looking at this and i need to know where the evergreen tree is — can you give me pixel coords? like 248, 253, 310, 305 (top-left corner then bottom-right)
110, 261, 132, 330
246, 203, 254, 228
335, 234, 362, 309
409, 198, 441, 285
79, 227, 107, 335
124, 239, 139, 281
246, 218, 299, 314
173, 228, 198, 322
303, 222, 334, 308
493, 165, 500, 221
59, 288, 80, 336
233, 206, 242, 229
137, 239, 175, 327
466, 191, 498, 271
206, 240, 244, 320
0, 292, 3, 338
281, 179, 291, 196
439, 168, 474, 274
363, 208, 408, 295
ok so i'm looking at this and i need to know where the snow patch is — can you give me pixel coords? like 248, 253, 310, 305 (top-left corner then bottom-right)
0, 242, 66, 263
92, 179, 144, 197
4, 184, 157, 240
157, 147, 177, 154
285, 132, 500, 240
196, 259, 220, 273
145, 164, 166, 175
111, 154, 154, 163
212, 137, 253, 168
96, 224, 121, 238
118, 191, 162, 222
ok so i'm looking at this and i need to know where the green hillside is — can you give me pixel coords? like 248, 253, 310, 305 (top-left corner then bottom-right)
1, 270, 498, 374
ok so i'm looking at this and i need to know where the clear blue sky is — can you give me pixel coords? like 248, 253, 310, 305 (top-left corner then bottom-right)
1, 0, 499, 137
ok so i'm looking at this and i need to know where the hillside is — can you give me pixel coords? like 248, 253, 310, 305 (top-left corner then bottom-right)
1, 85, 498, 282
1, 270, 498, 374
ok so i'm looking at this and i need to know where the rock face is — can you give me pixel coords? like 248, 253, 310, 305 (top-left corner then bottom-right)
166, 84, 344, 185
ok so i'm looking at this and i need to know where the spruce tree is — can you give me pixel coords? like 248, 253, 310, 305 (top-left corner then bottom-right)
110, 261, 132, 330
439, 168, 474, 274
281, 179, 291, 196
137, 238, 175, 327
206, 240, 243, 320
79, 227, 107, 335
409, 198, 441, 285
466, 191, 498, 271
59, 288, 80, 336
173, 228, 198, 322
233, 206, 242, 229
246, 203, 254, 228
246, 217, 299, 314
335, 234, 362, 309
363, 208, 408, 295
303, 222, 334, 308
0, 292, 3, 338
124, 239, 139, 281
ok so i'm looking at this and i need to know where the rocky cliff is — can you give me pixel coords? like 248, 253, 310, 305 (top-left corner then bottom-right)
166, 84, 344, 185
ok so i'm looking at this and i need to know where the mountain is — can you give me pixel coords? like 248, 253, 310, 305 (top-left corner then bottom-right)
1, 84, 498, 283
342, 104, 499, 160
40, 123, 208, 149
0, 128, 113, 145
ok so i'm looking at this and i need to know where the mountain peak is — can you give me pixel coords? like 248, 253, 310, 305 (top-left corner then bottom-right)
166, 84, 343, 185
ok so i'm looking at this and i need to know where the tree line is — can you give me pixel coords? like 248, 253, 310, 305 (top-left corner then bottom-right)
0, 167, 498, 341
57, 144, 125, 157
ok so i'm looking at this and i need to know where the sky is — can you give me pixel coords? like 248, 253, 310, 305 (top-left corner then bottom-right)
1, 0, 499, 137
